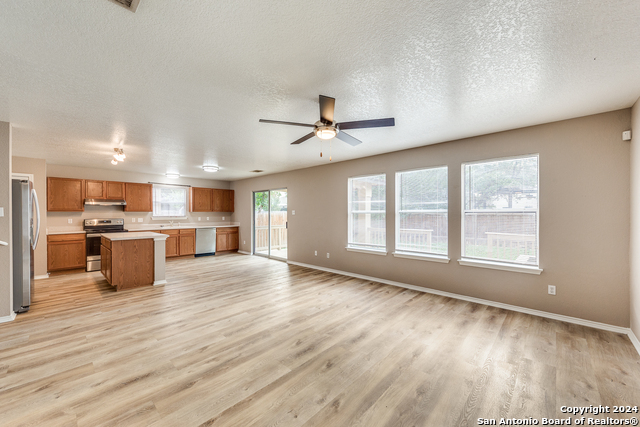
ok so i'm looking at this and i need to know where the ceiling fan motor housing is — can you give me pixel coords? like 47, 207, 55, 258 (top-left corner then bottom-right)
315, 121, 338, 140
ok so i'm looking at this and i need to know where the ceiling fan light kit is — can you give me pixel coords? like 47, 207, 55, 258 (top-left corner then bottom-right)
202, 165, 219, 172
259, 95, 395, 158
111, 147, 126, 165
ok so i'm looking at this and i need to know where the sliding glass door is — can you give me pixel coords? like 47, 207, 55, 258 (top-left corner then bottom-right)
253, 189, 287, 260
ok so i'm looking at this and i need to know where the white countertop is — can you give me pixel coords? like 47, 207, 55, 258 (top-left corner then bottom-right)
102, 232, 168, 241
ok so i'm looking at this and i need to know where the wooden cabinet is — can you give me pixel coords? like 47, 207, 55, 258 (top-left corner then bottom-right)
212, 189, 223, 212
212, 189, 234, 212
216, 227, 239, 252
190, 187, 212, 212
223, 190, 234, 213
106, 181, 126, 199
85, 180, 105, 199
47, 177, 84, 211
86, 180, 126, 199
160, 230, 179, 257
101, 244, 112, 284
47, 234, 86, 271
179, 229, 196, 256
124, 183, 152, 212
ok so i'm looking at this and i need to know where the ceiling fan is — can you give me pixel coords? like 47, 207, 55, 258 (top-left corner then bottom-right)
259, 95, 395, 146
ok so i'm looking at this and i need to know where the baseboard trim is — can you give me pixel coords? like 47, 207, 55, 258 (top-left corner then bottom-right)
238, 250, 251, 255
287, 260, 631, 336
629, 330, 640, 356
34, 274, 49, 280
0, 312, 17, 324
153, 280, 167, 286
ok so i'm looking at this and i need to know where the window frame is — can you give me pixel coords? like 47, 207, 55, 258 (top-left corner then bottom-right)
347, 173, 387, 255
459, 154, 542, 274
151, 183, 189, 220
394, 165, 450, 263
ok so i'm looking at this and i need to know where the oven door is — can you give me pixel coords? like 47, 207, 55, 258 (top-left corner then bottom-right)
86, 233, 102, 272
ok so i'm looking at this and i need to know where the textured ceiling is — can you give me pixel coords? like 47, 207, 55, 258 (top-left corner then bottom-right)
1, 0, 640, 180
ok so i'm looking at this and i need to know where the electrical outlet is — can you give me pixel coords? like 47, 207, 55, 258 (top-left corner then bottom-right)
0, 207, 3, 217
132, 218, 135, 223
207, 217, 209, 220
138, 218, 143, 223
68, 219, 72, 224
548, 285, 556, 295
292, 210, 295, 215
198, 217, 201, 221
222, 216, 225, 220
326, 253, 330, 258
243, 240, 246, 245
314, 250, 317, 256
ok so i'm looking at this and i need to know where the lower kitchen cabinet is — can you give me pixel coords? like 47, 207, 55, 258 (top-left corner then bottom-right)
101, 244, 112, 284
179, 229, 196, 256
216, 227, 239, 252
160, 230, 180, 257
47, 234, 86, 272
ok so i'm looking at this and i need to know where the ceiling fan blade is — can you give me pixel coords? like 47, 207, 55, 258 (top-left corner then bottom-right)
337, 118, 395, 130
259, 119, 315, 128
291, 132, 316, 145
319, 95, 335, 124
336, 131, 362, 146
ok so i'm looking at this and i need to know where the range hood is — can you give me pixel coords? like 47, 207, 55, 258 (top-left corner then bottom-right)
84, 199, 127, 206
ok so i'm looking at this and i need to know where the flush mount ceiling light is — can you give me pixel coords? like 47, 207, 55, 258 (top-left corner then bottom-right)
202, 165, 219, 172
113, 148, 126, 162
111, 159, 118, 165
166, 173, 180, 179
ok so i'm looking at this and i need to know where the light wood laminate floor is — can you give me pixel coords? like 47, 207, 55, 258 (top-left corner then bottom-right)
1, 253, 639, 426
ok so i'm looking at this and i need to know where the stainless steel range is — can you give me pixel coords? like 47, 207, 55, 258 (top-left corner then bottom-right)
84, 218, 127, 271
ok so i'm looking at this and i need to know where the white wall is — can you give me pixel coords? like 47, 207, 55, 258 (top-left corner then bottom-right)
232, 109, 631, 327
630, 98, 640, 338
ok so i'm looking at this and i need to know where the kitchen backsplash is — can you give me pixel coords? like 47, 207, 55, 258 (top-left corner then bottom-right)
47, 206, 233, 233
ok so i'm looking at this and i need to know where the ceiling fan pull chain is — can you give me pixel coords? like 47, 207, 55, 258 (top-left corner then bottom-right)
329, 140, 332, 161
320, 140, 323, 157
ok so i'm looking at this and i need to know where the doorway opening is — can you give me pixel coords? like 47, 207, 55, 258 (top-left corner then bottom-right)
253, 189, 287, 260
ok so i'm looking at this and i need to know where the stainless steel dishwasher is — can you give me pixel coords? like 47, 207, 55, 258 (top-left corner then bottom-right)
195, 228, 216, 257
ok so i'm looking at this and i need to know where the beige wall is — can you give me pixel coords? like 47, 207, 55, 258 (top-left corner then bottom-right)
631, 99, 640, 338
46, 164, 233, 231
0, 123, 12, 318
232, 109, 631, 327
12, 157, 47, 277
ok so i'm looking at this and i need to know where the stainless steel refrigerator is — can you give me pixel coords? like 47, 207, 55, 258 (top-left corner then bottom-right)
12, 179, 40, 313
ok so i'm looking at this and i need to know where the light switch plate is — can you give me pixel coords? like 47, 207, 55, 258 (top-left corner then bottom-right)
292, 210, 295, 215
138, 218, 143, 223
132, 218, 136, 223
222, 217, 225, 220
207, 217, 210, 220
0, 207, 4, 217
198, 217, 201, 221
68, 219, 72, 224
623, 130, 632, 141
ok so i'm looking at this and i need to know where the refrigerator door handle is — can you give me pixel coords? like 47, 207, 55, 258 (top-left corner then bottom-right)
31, 188, 40, 250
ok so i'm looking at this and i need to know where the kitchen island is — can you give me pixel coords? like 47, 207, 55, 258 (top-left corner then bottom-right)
100, 232, 168, 291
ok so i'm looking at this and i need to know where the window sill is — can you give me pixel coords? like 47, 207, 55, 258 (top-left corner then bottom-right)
393, 252, 450, 263
345, 247, 387, 256
151, 216, 188, 221
458, 258, 543, 275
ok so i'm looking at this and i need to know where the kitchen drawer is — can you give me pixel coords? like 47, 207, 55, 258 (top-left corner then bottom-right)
179, 228, 195, 235
160, 229, 180, 235
48, 234, 86, 242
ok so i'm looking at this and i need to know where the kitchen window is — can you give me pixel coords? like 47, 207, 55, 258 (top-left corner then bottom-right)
152, 184, 188, 218
347, 174, 386, 254
395, 166, 448, 262
460, 155, 541, 274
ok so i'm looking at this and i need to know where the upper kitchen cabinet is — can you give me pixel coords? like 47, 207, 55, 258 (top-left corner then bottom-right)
190, 187, 212, 212
124, 183, 152, 212
47, 177, 84, 211
223, 189, 234, 213
84, 179, 124, 200
212, 189, 234, 212
86, 180, 126, 200
106, 181, 126, 199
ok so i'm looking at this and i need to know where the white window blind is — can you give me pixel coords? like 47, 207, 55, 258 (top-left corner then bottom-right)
396, 167, 448, 255
152, 184, 188, 217
462, 155, 539, 266
348, 174, 386, 251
